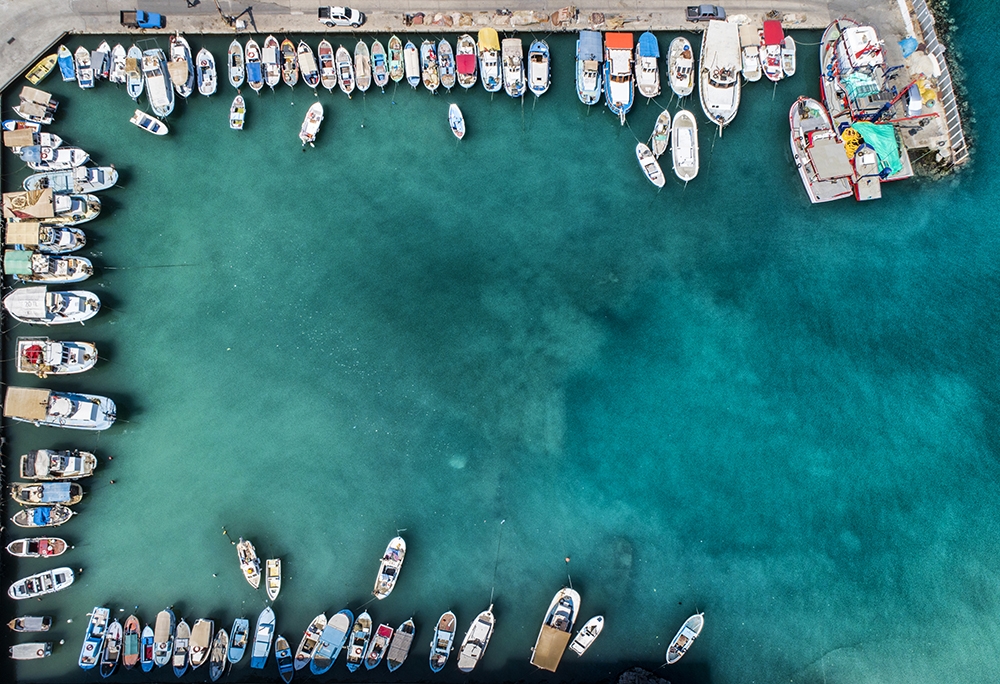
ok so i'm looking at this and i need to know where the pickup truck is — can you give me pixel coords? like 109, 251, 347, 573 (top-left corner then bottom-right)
317, 6, 366, 28
120, 10, 166, 29
686, 5, 726, 22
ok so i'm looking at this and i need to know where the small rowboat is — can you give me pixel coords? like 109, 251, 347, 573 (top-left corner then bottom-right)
636, 142, 666, 188
245, 39, 263, 93
386, 618, 414, 671
457, 605, 495, 672
130, 109, 168, 136
196, 47, 217, 96
8, 566, 75, 600
298, 40, 320, 89
420, 40, 439, 93
293, 613, 326, 670
388, 35, 404, 83
13, 505, 75, 528
230, 95, 246, 130
439, 38, 456, 90
189, 618, 214, 669
57, 45, 75, 81
345, 611, 371, 672
371, 39, 389, 90
80, 607, 109, 669
109, 44, 127, 84
318, 40, 336, 91
448, 103, 465, 140
336, 45, 355, 97
310, 609, 351, 675
262, 35, 281, 89
152, 609, 175, 669
666, 612, 704, 664
122, 614, 141, 670
126, 45, 144, 99
782, 35, 797, 76
11, 642, 51, 660
11, 482, 83, 506
428, 611, 456, 672
671, 109, 699, 182
228, 618, 249, 664
26, 54, 58, 85
172, 619, 191, 677
569, 615, 604, 655
5, 537, 67, 557
276, 635, 294, 683
228, 39, 245, 88
209, 627, 229, 682
355, 39, 371, 92
456, 34, 478, 89
249, 607, 275, 669
8, 616, 52, 632
364, 623, 393, 670
140, 624, 155, 672
266, 558, 281, 599
280, 38, 298, 88
651, 110, 671, 158
403, 41, 419, 88
100, 618, 122, 678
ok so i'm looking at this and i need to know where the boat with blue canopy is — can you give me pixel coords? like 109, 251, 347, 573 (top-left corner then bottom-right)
57, 46, 75, 81
635, 32, 661, 98
576, 31, 602, 105
11, 482, 84, 506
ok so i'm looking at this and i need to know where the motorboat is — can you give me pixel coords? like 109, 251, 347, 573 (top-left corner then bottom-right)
237, 537, 261, 588
44, 193, 102, 225
140, 624, 155, 672
281, 38, 299, 88
373, 536, 406, 599
275, 635, 294, 683
651, 110, 671, 157
336, 45, 355, 96
371, 39, 389, 90
318, 40, 337, 91
299, 40, 320, 89
3, 386, 116, 430
3, 128, 63, 154
5, 222, 86, 254
700, 20, 742, 130
169, 34, 195, 98
79, 607, 110, 669
666, 613, 704, 664
355, 39, 372, 92
386, 618, 414, 672
58, 45, 75, 81
457, 605, 495, 672
575, 30, 602, 105
420, 40, 440, 93
27, 53, 57, 85
298, 102, 324, 147
604, 32, 634, 124
635, 32, 660, 98
100, 618, 122, 678
20, 145, 89, 171
428, 611, 456, 672
14, 86, 59, 124
8, 616, 52, 632
23, 166, 117, 194
20, 448, 97, 479
16, 338, 97, 377
126, 45, 144, 99
209, 627, 229, 682
250, 606, 276, 669
293, 613, 326, 670
782, 35, 797, 76
761, 20, 784, 83
448, 103, 466, 140
153, 609, 176, 668
672, 109, 699, 181
109, 44, 127, 84
403, 41, 420, 88
11, 482, 84, 506
5, 251, 93, 284
129, 109, 168, 135
530, 587, 580, 672
228, 39, 245, 88
262, 36, 281, 89
789, 96, 854, 203
123, 615, 141, 670
172, 618, 190, 677
501, 38, 525, 98
388, 35, 404, 83
8, 566, 74, 600
439, 38, 456, 90
94, 41, 111, 80
478, 28, 502, 93
12, 505, 75, 528
197, 47, 217, 95
75, 46, 94, 89
528, 40, 550, 96
142, 49, 175, 117
228, 618, 249, 664
345, 611, 371, 672
266, 558, 282, 599
739, 23, 762, 82
365, 623, 393, 669
5, 537, 67, 558
230, 95, 246, 130
667, 37, 695, 97
246, 39, 263, 93
3, 286, 100, 324
190, 618, 213, 669
11, 642, 52, 660
310, 609, 351, 675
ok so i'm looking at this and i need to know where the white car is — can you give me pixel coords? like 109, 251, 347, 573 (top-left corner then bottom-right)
317, 6, 366, 28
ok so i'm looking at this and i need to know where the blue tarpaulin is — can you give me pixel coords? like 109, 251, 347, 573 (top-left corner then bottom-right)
247, 62, 262, 82
39, 483, 72, 502
638, 32, 660, 58
32, 507, 52, 525
899, 36, 918, 58
578, 31, 602, 61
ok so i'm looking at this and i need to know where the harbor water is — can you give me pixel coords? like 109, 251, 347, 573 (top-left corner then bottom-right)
3, 12, 1000, 684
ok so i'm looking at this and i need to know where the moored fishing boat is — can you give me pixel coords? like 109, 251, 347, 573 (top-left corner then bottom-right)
373, 536, 406, 599
75, 47, 94, 89
298, 40, 320, 89
371, 39, 389, 90
667, 37, 695, 97
237, 537, 261, 588
3, 129, 63, 154
153, 609, 176, 668
672, 109, 699, 181
24, 166, 117, 194
3, 387, 116, 430
20, 448, 97, 479
8, 566, 74, 600
345, 611, 371, 672
456, 34, 478, 89
789, 96, 853, 203
263, 36, 281, 89
666, 613, 704, 664
79, 607, 109, 669
501, 38, 525, 98
6, 537, 67, 557
126, 45, 144, 99
281, 38, 299, 88
140, 624, 155, 672
109, 45, 127, 84
635, 32, 660, 98
276, 635, 294, 683
294, 613, 326, 670
58, 45, 75, 81
5, 251, 93, 284
760, 20, 784, 82
11, 482, 84, 506
388, 35, 404, 83
94, 41, 110, 80
230, 95, 246, 130
575, 30, 602, 105
386, 618, 414, 672
197, 47, 217, 96
530, 587, 580, 672
310, 609, 351, 675
228, 39, 245, 88
12, 505, 75, 528
123, 615, 141, 670
190, 618, 213, 669
8, 616, 52, 632
782, 35, 796, 76
5, 222, 86, 255
336, 45, 355, 96
100, 618, 122, 678
528, 40, 550, 96
20, 145, 89, 171
700, 19, 742, 130
12, 642, 52, 660
299, 102, 324, 147
2, 286, 100, 325
250, 606, 276, 669
420, 40, 439, 93
478, 28, 502, 92
355, 39, 372, 92
651, 110, 671, 157
739, 23, 762, 82
14, 86, 59, 124
172, 618, 191, 677
228, 618, 249, 664
16, 338, 97, 377
604, 32, 634, 123
403, 41, 420, 88
142, 49, 175, 117
266, 558, 282, 599
129, 109, 168, 135
169, 34, 195, 98
428, 611, 455, 672
365, 623, 393, 670
457, 605, 495, 672
209, 627, 228, 682
26, 54, 58, 85
439, 38, 456, 90
318, 40, 337, 91
448, 103, 465, 140
246, 39, 263, 93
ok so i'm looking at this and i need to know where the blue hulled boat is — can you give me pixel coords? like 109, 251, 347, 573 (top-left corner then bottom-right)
249, 607, 275, 669
311, 609, 352, 675
57, 46, 75, 81
603, 32, 634, 124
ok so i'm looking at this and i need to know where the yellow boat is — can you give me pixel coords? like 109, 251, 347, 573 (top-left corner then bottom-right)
26, 54, 57, 85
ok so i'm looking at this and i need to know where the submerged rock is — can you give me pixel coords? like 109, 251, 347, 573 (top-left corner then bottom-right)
617, 667, 671, 684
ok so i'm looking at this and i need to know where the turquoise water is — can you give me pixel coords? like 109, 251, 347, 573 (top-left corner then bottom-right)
4, 12, 1000, 684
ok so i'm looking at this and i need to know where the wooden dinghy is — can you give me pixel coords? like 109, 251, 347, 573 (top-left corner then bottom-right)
266, 558, 281, 600
666, 612, 704, 664
122, 614, 141, 669
386, 618, 415, 671
209, 627, 229, 682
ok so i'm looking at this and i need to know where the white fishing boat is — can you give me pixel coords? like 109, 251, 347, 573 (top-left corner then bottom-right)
197, 47, 217, 96
528, 40, 550, 96
3, 128, 63, 154
789, 96, 853, 203
237, 537, 261, 588
6, 537, 67, 557
8, 566, 74, 600
228, 39, 245, 88
3, 286, 99, 325
8, 616, 53, 632
12, 505, 75, 528
782, 35, 797, 76
109, 44, 127, 84
262, 36, 281, 90
336, 45, 355, 96
23, 166, 117, 194
11, 482, 84, 506
355, 39, 372, 92
371, 39, 389, 90
671, 109, 699, 182
3, 386, 116, 430
129, 109, 168, 135
246, 39, 263, 93
760, 20, 784, 83
16, 337, 97, 376
501, 38, 525, 98
428, 611, 455, 672
209, 628, 228, 682
345, 611, 371, 672
126, 45, 144, 99
20, 448, 97, 479
421, 40, 440, 93
530, 587, 580, 672
386, 618, 415, 672
739, 23, 762, 82
5, 222, 86, 255
100, 618, 122, 678
651, 110, 671, 158
11, 642, 52, 660
266, 558, 281, 600
667, 37, 695, 97
14, 86, 59, 124
172, 619, 191, 677
448, 103, 465, 140
293, 613, 326, 670
281, 38, 298, 88
189, 618, 214, 669
318, 40, 337, 91
635, 32, 660, 98
575, 30, 602, 105
456, 34, 478, 89
169, 34, 195, 98
153, 609, 175, 668
457, 605, 495, 672
310, 609, 351, 675
299, 102, 324, 147
142, 49, 175, 117
79, 607, 110, 669
299, 40, 320, 89
75, 46, 94, 89
373, 536, 406, 599
364, 623, 393, 670
20, 145, 89, 171
478, 28, 502, 93
230, 95, 246, 130
404, 41, 420, 88
388, 35, 404, 83
439, 38, 457, 91
140, 623, 155, 672
604, 32, 634, 124
699, 20, 742, 130
94, 41, 110, 80
5, 251, 92, 284
666, 613, 704, 664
